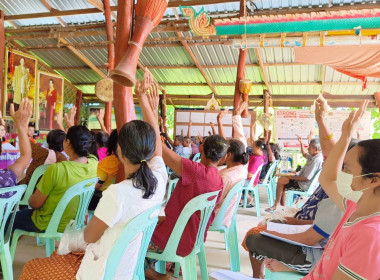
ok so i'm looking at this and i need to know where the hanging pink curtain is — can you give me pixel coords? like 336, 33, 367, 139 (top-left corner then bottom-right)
294, 46, 380, 90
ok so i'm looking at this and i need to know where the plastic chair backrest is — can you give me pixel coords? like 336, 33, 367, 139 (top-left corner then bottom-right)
103, 203, 162, 280
167, 178, 179, 201
192, 153, 201, 162
305, 169, 322, 195
45, 178, 97, 234
20, 164, 50, 206
261, 161, 278, 184
161, 190, 220, 257
246, 163, 263, 189
0, 185, 26, 247
211, 180, 245, 228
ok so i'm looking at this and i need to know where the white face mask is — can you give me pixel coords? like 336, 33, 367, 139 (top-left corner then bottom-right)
337, 171, 372, 203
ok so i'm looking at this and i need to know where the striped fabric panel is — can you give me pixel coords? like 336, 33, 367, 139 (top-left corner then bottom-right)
339, 264, 366, 280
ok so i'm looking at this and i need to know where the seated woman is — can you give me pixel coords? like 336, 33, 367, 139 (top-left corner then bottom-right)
19, 129, 67, 185
19, 89, 167, 280
136, 73, 227, 280
0, 99, 33, 195
215, 102, 249, 226
304, 101, 380, 279
12, 125, 98, 233
96, 131, 109, 161
88, 129, 120, 210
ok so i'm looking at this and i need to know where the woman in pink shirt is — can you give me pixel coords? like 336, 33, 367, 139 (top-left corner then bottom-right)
304, 100, 380, 280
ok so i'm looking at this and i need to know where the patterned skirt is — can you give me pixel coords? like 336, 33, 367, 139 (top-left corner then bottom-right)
19, 251, 84, 280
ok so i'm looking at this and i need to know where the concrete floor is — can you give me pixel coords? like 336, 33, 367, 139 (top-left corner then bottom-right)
12, 188, 270, 279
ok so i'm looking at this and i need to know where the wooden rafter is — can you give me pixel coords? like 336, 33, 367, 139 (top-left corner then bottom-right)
86, 0, 117, 20
254, 48, 271, 94
39, 0, 67, 27
4, 2, 379, 21
321, 65, 326, 93
59, 38, 106, 78
176, 31, 218, 96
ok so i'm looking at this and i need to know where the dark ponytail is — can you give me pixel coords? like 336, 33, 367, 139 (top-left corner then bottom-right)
203, 135, 228, 162
357, 139, 380, 180
227, 139, 249, 165
66, 125, 93, 157
118, 120, 157, 199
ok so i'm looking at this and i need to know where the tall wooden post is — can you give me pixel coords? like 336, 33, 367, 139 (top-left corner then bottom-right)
263, 89, 270, 141
74, 90, 83, 125
104, 0, 114, 134
233, 0, 247, 116
160, 89, 167, 123
113, 0, 135, 131
0, 11, 5, 112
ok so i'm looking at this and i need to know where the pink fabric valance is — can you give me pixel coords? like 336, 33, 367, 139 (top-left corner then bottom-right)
294, 46, 380, 90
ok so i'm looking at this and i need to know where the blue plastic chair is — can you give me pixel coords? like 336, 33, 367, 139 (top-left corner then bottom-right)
146, 190, 220, 280
257, 161, 279, 207
11, 177, 97, 259
265, 269, 303, 280
242, 164, 263, 216
19, 164, 51, 207
167, 177, 179, 202
207, 179, 245, 272
103, 203, 162, 280
0, 185, 26, 280
192, 153, 201, 162
285, 169, 322, 207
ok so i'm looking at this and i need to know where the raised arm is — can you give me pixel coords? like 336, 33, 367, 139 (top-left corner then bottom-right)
96, 109, 108, 133
187, 120, 192, 138
135, 72, 162, 158
217, 107, 228, 140
296, 134, 308, 158
64, 105, 77, 129
56, 111, 66, 132
250, 118, 256, 147
319, 100, 368, 211
0, 110, 5, 126
266, 131, 275, 162
162, 119, 174, 148
233, 101, 248, 148
210, 122, 216, 135
315, 98, 336, 157
8, 98, 33, 181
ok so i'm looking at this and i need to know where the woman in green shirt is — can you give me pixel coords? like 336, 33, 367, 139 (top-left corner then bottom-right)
12, 125, 98, 233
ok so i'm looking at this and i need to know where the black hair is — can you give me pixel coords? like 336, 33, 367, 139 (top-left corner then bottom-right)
28, 122, 35, 128
254, 140, 267, 151
227, 139, 249, 165
96, 131, 109, 148
183, 136, 191, 145
47, 129, 66, 152
118, 120, 157, 199
107, 129, 118, 156
90, 131, 99, 159
270, 143, 281, 160
66, 125, 94, 157
203, 134, 228, 162
357, 139, 380, 180
49, 79, 54, 84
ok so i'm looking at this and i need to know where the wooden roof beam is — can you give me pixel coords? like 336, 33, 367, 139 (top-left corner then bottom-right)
255, 48, 272, 94
176, 31, 218, 96
86, 0, 117, 20
39, 0, 67, 27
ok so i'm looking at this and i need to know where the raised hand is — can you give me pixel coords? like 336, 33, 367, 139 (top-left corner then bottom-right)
341, 100, 369, 139
197, 131, 203, 144
96, 108, 105, 123
147, 82, 159, 116
307, 130, 314, 142
217, 107, 229, 121
296, 134, 303, 144
10, 98, 32, 130
234, 101, 248, 116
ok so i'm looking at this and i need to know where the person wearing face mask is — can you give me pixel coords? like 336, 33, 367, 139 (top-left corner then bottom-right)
304, 100, 380, 280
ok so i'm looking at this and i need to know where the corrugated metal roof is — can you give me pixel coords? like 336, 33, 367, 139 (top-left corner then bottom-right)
162, 86, 212, 96
215, 85, 264, 95
140, 47, 194, 66
271, 85, 322, 95
266, 65, 322, 82
260, 48, 294, 64
150, 69, 206, 84
31, 49, 87, 67
57, 69, 103, 84
204, 66, 263, 83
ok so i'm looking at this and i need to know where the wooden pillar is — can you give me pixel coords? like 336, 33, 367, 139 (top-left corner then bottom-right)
375, 92, 380, 113
263, 89, 270, 141
74, 90, 82, 125
233, 0, 247, 117
0, 11, 5, 112
104, 0, 114, 134
113, 0, 135, 131
160, 89, 167, 123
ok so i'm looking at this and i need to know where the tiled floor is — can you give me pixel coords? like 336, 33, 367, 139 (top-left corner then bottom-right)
12, 188, 271, 279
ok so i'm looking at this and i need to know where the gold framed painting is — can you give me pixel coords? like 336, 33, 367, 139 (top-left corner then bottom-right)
38, 71, 64, 131
3, 48, 38, 121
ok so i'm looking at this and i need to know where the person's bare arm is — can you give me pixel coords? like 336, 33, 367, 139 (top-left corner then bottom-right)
266, 131, 275, 162
135, 71, 162, 158
161, 118, 174, 148
8, 99, 33, 181
319, 100, 368, 212
210, 122, 216, 135
56, 111, 66, 132
315, 98, 336, 157
84, 216, 109, 243
64, 105, 77, 129
217, 107, 229, 140
296, 134, 308, 158
96, 109, 108, 133
187, 120, 192, 138
0, 110, 5, 126
288, 175, 309, 182
331, 268, 356, 280
250, 120, 256, 147
283, 217, 314, 225
29, 189, 48, 209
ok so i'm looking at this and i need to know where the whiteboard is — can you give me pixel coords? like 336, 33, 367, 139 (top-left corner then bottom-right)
275, 109, 372, 148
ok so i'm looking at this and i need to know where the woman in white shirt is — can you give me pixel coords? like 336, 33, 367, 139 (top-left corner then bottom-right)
19, 83, 167, 280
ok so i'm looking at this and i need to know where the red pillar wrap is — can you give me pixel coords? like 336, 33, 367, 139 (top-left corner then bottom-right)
113, 0, 136, 132
74, 90, 83, 125
375, 92, 380, 113
263, 89, 270, 141
0, 11, 5, 112
104, 0, 114, 134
